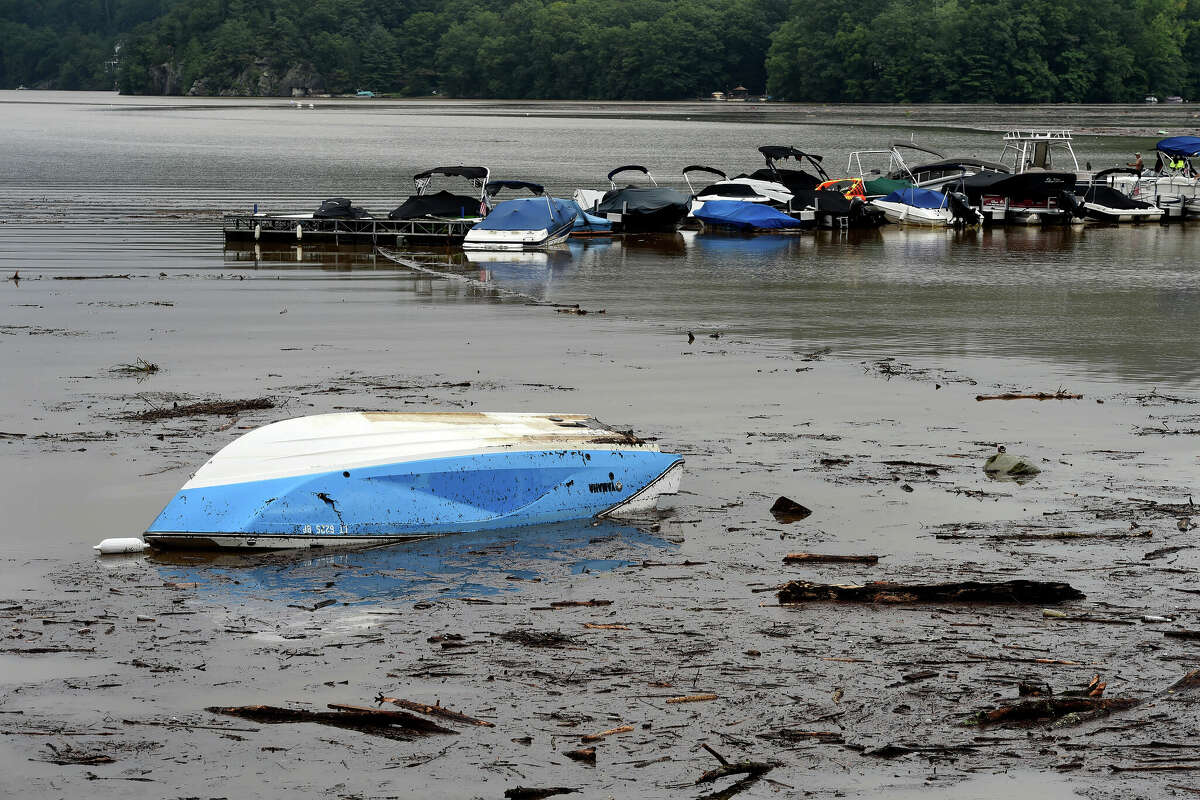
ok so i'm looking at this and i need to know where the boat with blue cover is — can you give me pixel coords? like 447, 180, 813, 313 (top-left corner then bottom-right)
144, 412, 683, 550
463, 181, 577, 250
692, 200, 811, 231
870, 187, 965, 227
1111, 136, 1200, 220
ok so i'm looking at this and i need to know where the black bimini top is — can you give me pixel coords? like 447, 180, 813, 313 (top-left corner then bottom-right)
759, 146, 820, 163
484, 180, 545, 196
414, 166, 489, 181
746, 166, 822, 193
607, 165, 651, 182
683, 165, 727, 180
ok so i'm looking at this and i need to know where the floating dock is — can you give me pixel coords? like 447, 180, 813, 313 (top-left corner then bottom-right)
223, 214, 475, 245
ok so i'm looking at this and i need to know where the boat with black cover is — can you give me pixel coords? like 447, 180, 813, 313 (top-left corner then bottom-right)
313, 197, 372, 219
388, 166, 490, 221
1076, 168, 1164, 223
593, 166, 691, 233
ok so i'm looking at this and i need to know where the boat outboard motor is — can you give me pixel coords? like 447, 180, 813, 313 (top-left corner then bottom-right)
1057, 190, 1085, 219
946, 191, 979, 225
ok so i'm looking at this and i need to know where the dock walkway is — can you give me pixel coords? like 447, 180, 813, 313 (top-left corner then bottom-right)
223, 214, 475, 244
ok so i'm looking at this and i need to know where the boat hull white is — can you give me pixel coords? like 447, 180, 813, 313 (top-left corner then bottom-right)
144, 412, 684, 550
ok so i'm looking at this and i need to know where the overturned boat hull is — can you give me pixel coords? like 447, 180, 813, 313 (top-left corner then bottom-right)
145, 412, 683, 550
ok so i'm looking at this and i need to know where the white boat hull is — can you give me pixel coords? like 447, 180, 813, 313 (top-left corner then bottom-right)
870, 200, 955, 227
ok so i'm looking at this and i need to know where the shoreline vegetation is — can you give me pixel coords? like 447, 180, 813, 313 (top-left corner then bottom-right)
3, 0, 1200, 103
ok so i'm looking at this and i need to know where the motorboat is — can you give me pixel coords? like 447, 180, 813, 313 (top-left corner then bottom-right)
955, 170, 1079, 225
593, 166, 691, 233
847, 141, 1008, 193
870, 187, 962, 227
1110, 136, 1200, 220
145, 412, 683, 550
744, 146, 828, 194
463, 180, 577, 250
1076, 169, 1164, 223
692, 199, 813, 231
388, 166, 490, 220
952, 130, 1082, 225
683, 165, 773, 217
570, 202, 613, 235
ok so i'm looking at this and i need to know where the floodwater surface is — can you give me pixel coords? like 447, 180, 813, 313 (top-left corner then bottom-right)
2, 93, 1199, 799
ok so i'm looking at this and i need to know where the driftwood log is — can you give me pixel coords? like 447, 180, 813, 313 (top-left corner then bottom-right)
207, 704, 456, 739
783, 553, 880, 564
778, 579, 1084, 605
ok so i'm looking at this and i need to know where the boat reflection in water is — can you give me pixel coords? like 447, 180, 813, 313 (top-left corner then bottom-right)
465, 247, 573, 300
149, 518, 673, 606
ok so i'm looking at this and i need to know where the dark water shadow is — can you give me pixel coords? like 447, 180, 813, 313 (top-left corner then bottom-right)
148, 518, 674, 606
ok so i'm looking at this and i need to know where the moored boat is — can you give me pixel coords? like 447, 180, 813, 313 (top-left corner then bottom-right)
1111, 136, 1200, 220
870, 187, 959, 227
145, 412, 684, 550
683, 165, 773, 217
1077, 169, 1165, 223
463, 181, 577, 250
594, 166, 691, 233
388, 166, 490, 221
692, 199, 812, 231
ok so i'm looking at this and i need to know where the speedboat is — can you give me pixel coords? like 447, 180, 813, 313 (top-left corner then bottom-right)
593, 166, 691, 233
1076, 169, 1164, 223
145, 412, 683, 550
955, 130, 1083, 225
463, 181, 577, 250
692, 200, 812, 231
683, 165, 773, 217
1111, 136, 1200, 220
847, 141, 1008, 194
870, 187, 958, 226
956, 171, 1079, 225
388, 166, 490, 220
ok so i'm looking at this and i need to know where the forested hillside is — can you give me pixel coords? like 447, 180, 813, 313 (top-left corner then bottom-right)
4, 0, 1200, 102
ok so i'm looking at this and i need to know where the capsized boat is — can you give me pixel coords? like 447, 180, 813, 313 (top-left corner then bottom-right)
692, 199, 811, 231
387, 166, 490, 220
594, 166, 691, 232
463, 181, 577, 250
144, 412, 683, 550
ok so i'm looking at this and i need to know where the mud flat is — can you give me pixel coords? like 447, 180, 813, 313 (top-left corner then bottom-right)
3, 266, 1200, 799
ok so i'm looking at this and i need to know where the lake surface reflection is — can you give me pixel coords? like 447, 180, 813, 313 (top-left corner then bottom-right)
3, 92, 1198, 388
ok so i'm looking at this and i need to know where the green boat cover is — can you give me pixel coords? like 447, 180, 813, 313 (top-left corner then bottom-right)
864, 177, 912, 196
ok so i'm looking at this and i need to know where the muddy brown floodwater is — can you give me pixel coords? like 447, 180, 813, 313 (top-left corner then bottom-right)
2, 93, 1200, 799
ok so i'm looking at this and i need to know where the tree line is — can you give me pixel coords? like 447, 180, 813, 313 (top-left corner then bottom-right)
3, 0, 1200, 102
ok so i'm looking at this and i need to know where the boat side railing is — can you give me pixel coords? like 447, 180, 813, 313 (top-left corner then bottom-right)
223, 214, 476, 240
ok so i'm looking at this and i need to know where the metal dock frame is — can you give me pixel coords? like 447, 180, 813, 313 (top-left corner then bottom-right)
222, 214, 476, 245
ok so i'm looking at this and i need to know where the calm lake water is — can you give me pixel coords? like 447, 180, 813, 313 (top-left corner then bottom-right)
3, 91, 1198, 387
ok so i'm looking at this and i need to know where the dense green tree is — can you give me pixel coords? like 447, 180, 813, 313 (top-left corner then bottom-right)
3, 0, 1198, 101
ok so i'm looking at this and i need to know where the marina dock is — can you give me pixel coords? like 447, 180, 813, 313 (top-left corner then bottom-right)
223, 214, 474, 244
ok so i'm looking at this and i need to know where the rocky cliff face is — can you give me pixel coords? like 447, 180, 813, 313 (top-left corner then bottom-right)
185, 61, 326, 97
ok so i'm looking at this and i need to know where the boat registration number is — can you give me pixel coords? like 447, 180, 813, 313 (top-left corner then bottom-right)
299, 524, 349, 535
